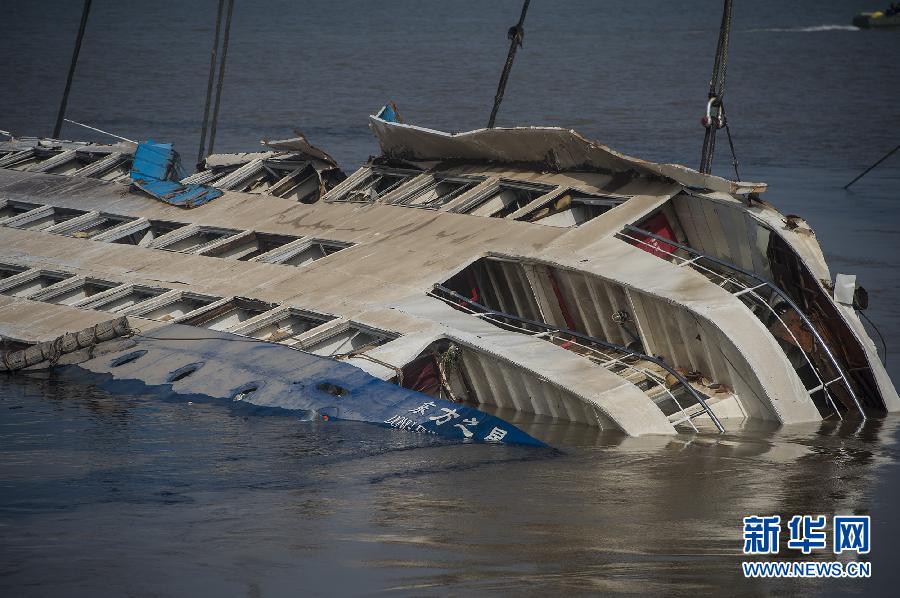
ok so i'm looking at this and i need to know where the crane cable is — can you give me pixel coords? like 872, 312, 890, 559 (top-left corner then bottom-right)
197, 0, 225, 167
487, 0, 531, 128
206, 0, 235, 157
699, 0, 741, 180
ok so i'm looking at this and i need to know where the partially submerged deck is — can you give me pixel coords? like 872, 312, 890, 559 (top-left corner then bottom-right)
1, 117, 895, 439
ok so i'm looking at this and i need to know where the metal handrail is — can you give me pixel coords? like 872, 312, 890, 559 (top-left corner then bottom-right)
619, 224, 865, 419
617, 228, 842, 420
431, 288, 700, 431
431, 284, 726, 433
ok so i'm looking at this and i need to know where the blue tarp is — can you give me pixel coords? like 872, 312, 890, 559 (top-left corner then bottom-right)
130, 140, 222, 208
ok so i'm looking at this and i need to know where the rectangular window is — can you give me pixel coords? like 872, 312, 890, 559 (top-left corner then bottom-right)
4, 206, 90, 231
301, 322, 394, 357
79, 284, 170, 313
516, 190, 630, 227
179, 297, 277, 331
233, 307, 335, 344
104, 219, 189, 246
0, 199, 43, 222
389, 176, 483, 209
0, 270, 73, 298
64, 213, 140, 239
201, 231, 303, 261
0, 263, 29, 280
451, 180, 556, 218
328, 168, 418, 203
153, 226, 243, 253
31, 277, 123, 306
123, 290, 221, 322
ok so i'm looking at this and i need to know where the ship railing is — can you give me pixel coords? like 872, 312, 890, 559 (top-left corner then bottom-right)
429, 284, 726, 433
616, 224, 864, 420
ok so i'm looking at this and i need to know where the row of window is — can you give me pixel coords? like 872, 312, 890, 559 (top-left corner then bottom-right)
0, 146, 132, 182
0, 261, 394, 357
0, 198, 350, 266
324, 166, 630, 227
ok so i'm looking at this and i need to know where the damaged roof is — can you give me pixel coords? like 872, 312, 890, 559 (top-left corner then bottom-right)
369, 114, 766, 196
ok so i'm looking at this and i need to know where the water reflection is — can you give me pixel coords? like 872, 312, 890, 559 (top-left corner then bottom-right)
2, 369, 898, 595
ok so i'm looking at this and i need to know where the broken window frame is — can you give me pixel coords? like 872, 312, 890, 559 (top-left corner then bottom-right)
195, 230, 305, 261
514, 188, 632, 227
0, 261, 29, 280
0, 268, 75, 297
116, 289, 222, 321
25, 276, 124, 306
73, 283, 171, 313
43, 211, 141, 238
0, 204, 91, 231
0, 199, 44, 223
147, 224, 244, 254
294, 319, 397, 357
175, 296, 278, 330
94, 218, 191, 246
386, 174, 485, 210
227, 305, 336, 345
325, 166, 420, 204
251, 237, 352, 266
449, 178, 558, 218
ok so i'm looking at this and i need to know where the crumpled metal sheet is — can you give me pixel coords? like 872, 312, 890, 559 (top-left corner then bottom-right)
262, 132, 341, 169
130, 140, 223, 208
368, 115, 766, 196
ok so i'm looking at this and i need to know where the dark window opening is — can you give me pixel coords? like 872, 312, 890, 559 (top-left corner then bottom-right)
331, 168, 418, 203
10, 206, 88, 231
390, 176, 482, 209
1, 271, 73, 297
0, 200, 42, 221
180, 297, 276, 331
84, 285, 169, 313
204, 232, 301, 261
452, 180, 555, 218
157, 227, 241, 253
516, 190, 629, 227
0, 263, 28, 279
40, 278, 121, 306
108, 220, 189, 246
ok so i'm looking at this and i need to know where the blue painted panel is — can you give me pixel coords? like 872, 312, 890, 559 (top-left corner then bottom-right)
130, 140, 222, 208
65, 324, 547, 447
375, 103, 398, 123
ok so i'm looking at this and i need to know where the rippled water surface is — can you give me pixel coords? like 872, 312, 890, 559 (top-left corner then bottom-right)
1, 0, 899, 595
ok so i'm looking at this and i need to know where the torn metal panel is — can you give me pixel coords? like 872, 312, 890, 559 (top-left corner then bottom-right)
129, 140, 224, 208
369, 114, 766, 195
186, 132, 345, 202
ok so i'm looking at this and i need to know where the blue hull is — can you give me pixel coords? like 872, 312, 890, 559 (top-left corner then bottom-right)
59, 324, 546, 447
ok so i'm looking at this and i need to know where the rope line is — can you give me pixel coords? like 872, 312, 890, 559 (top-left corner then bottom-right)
859, 310, 888, 367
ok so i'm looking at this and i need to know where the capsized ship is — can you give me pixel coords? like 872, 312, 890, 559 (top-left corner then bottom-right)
0, 109, 896, 443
